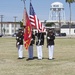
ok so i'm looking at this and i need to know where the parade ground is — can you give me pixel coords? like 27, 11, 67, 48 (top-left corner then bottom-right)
0, 37, 75, 75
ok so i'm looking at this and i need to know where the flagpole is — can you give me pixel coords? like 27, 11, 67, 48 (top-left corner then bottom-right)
21, 0, 26, 27
30, 0, 31, 2
21, 0, 26, 9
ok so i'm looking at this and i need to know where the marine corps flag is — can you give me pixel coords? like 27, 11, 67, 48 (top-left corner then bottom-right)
24, 7, 32, 50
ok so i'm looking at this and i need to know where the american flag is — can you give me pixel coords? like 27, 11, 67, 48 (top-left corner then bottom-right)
29, 2, 46, 32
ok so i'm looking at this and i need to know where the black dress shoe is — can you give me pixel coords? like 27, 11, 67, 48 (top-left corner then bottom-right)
18, 58, 23, 59
18, 57, 25, 59
26, 58, 33, 61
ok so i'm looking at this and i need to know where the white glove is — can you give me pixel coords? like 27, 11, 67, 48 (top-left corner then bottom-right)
16, 37, 19, 39
47, 37, 50, 39
31, 38, 33, 41
17, 42, 19, 45
19, 38, 21, 40
28, 34, 31, 38
39, 40, 41, 43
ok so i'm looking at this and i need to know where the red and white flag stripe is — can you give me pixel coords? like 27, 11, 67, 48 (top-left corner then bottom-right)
29, 2, 46, 32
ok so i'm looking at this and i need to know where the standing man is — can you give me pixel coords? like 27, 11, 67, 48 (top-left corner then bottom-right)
36, 32, 44, 60
27, 31, 35, 60
16, 28, 24, 59
47, 29, 55, 60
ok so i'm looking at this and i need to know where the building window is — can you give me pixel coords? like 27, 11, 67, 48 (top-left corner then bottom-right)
7, 24, 9, 27
7, 30, 9, 33
12, 24, 14, 27
2, 24, 3, 27
16, 24, 18, 27
74, 30, 75, 33
53, 5, 59, 7
12, 30, 14, 33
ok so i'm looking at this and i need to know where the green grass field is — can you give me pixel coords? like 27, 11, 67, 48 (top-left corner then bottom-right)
0, 37, 75, 75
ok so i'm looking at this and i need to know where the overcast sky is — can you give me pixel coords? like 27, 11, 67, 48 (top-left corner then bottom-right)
0, 0, 75, 22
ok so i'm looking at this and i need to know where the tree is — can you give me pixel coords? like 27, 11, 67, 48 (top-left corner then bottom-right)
45, 22, 55, 27
20, 21, 23, 27
66, 0, 74, 35
3, 28, 6, 35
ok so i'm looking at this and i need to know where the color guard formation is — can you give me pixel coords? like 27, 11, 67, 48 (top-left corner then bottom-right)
16, 28, 55, 60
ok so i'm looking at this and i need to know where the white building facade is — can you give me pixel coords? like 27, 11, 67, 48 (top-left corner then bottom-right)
0, 22, 20, 36
61, 25, 75, 35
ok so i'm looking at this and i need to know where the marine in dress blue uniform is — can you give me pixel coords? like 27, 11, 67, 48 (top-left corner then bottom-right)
36, 32, 44, 60
16, 28, 24, 59
47, 29, 55, 60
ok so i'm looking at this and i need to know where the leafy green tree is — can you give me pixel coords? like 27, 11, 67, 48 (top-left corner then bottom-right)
45, 22, 55, 27
20, 21, 23, 27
